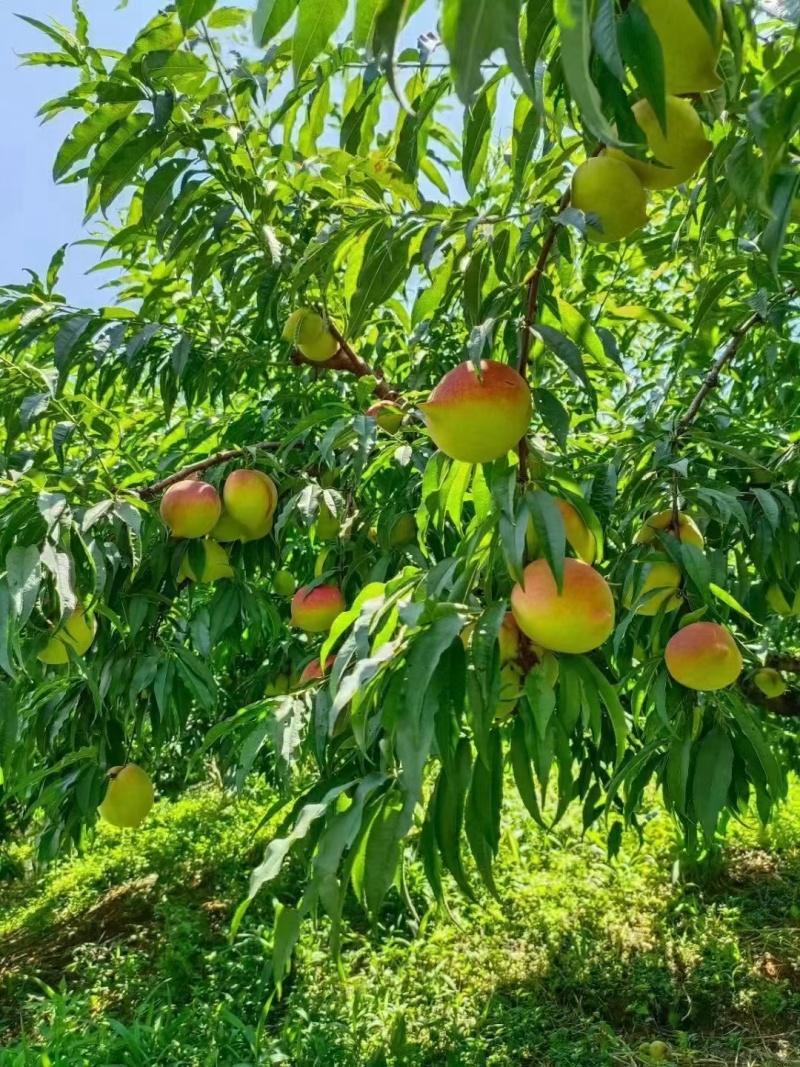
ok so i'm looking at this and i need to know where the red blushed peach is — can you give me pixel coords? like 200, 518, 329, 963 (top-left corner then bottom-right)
291, 584, 346, 633
366, 400, 404, 434
665, 622, 742, 691
511, 558, 615, 655
160, 479, 221, 538
223, 469, 277, 532
419, 360, 532, 464
299, 655, 337, 685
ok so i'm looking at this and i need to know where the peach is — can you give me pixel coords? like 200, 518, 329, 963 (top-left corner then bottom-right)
98, 764, 154, 829
531, 644, 560, 688
273, 569, 297, 597
223, 469, 277, 532
635, 510, 704, 550
291, 584, 346, 633
527, 496, 596, 564
178, 540, 234, 583
282, 308, 339, 363
366, 400, 404, 434
766, 583, 796, 617
460, 611, 520, 664
38, 604, 97, 665
316, 502, 341, 541
265, 673, 290, 696
419, 359, 532, 464
571, 156, 648, 243
753, 668, 787, 698
160, 479, 221, 539
665, 622, 742, 691
209, 510, 249, 542
299, 655, 336, 685
388, 513, 417, 548
623, 561, 682, 616
511, 558, 615, 655
494, 662, 524, 721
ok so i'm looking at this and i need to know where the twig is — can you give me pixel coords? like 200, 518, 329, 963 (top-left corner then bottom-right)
676, 286, 796, 437
291, 319, 399, 401
137, 442, 280, 501
517, 188, 572, 483
765, 654, 800, 674
741, 678, 800, 718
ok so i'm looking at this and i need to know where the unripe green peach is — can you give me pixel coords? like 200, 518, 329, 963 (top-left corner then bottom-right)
366, 400, 404, 433
178, 540, 234, 583
511, 558, 615, 655
526, 495, 596, 564
753, 668, 787, 698
38, 604, 97, 665
623, 561, 682, 616
639, 0, 723, 95
98, 764, 154, 829
495, 662, 525, 720
223, 469, 277, 532
282, 309, 339, 363
767, 583, 794, 617
648, 1040, 670, 1061
388, 513, 417, 548
265, 673, 290, 696
665, 622, 742, 691
291, 584, 346, 633
420, 360, 532, 464
608, 96, 712, 190
571, 156, 648, 243
160, 479, 221, 539
273, 569, 297, 597
635, 510, 704, 550
209, 510, 250, 542
316, 502, 341, 541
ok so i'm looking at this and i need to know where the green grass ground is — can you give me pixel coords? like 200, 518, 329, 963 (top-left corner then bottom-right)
1, 778, 799, 1067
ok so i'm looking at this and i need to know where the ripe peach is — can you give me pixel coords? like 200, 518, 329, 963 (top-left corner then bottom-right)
635, 510, 704, 550
160, 479, 221, 539
291, 584, 346, 633
623, 561, 682, 616
419, 360, 532, 464
98, 764, 154, 829
223, 469, 277, 532
299, 655, 336, 685
665, 622, 742, 691
366, 400, 404, 434
511, 558, 615, 655
527, 496, 596, 564
753, 668, 787, 698
178, 540, 234, 583
38, 605, 97, 665
282, 309, 339, 363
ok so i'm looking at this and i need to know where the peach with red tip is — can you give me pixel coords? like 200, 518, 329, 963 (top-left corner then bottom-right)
291, 584, 346, 633
511, 558, 615, 655
299, 655, 336, 685
160, 479, 221, 538
419, 359, 532, 464
665, 622, 742, 691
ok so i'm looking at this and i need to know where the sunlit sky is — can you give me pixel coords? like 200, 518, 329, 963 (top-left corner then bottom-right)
0, 2, 513, 308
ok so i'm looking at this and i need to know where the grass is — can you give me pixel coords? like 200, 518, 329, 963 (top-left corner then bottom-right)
1, 777, 799, 1066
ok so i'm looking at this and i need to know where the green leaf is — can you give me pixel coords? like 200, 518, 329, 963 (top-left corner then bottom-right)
208, 7, 249, 28
177, 0, 217, 30
526, 489, 566, 591
98, 130, 163, 212
362, 791, 405, 918
510, 715, 546, 827
432, 737, 474, 899
0, 581, 15, 678
464, 727, 503, 894
272, 903, 302, 984
692, 725, 733, 840
532, 388, 569, 450
761, 168, 800, 274
412, 256, 453, 327
617, 4, 666, 132
354, 0, 381, 47
462, 80, 499, 196
348, 224, 411, 336
442, 0, 533, 104
142, 159, 193, 226
530, 323, 595, 403
554, 0, 624, 147
53, 103, 136, 181
524, 0, 554, 71
591, 0, 624, 82
512, 93, 541, 190
253, 0, 296, 46
6, 546, 42, 626
293, 0, 347, 82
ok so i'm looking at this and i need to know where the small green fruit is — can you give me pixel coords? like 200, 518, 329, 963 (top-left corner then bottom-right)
273, 569, 297, 597
649, 1041, 670, 1060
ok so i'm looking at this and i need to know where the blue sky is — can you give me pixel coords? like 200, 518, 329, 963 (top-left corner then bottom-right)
0, 2, 507, 308
1, 1, 165, 306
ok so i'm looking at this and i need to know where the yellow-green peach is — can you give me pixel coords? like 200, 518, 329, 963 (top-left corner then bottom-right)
223, 469, 277, 531
608, 96, 712, 190
98, 764, 155, 829
635, 510, 704, 550
282, 309, 339, 363
753, 668, 787, 698
527, 495, 596, 564
38, 605, 97, 665
623, 561, 682, 616
178, 540, 234, 583
366, 400, 404, 434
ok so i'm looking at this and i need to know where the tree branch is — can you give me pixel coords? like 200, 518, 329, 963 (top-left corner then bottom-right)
676, 286, 796, 437
741, 678, 800, 718
517, 189, 572, 483
291, 318, 399, 401
765, 654, 800, 674
137, 442, 280, 501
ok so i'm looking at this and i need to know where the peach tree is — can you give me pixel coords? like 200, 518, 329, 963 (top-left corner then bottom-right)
1, 0, 799, 976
